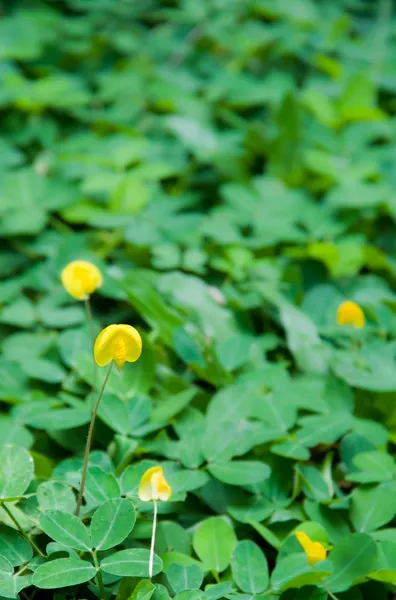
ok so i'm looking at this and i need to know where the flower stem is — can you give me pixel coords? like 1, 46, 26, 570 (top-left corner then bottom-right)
92, 551, 106, 600
149, 499, 158, 579
0, 502, 44, 557
84, 296, 97, 397
75, 361, 113, 516
322, 584, 340, 600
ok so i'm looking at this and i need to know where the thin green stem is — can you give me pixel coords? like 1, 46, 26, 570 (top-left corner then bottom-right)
75, 361, 113, 516
149, 499, 158, 579
84, 296, 97, 398
92, 551, 106, 600
322, 584, 340, 600
211, 571, 220, 584
0, 502, 44, 557
371, 0, 391, 88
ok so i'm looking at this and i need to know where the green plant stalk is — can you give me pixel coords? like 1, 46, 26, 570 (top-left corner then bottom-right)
92, 551, 106, 600
0, 502, 44, 557
84, 296, 97, 398
75, 361, 113, 516
322, 584, 340, 600
149, 499, 158, 579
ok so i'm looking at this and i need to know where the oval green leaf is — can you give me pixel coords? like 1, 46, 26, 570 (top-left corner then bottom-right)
192, 517, 237, 573
90, 498, 136, 550
32, 558, 96, 589
40, 510, 91, 551
231, 540, 269, 593
0, 445, 34, 499
100, 548, 162, 577
0, 525, 33, 566
326, 533, 377, 593
208, 461, 270, 486
167, 564, 204, 593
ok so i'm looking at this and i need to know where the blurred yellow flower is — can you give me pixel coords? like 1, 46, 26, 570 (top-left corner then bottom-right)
61, 260, 102, 301
138, 466, 172, 502
336, 300, 365, 329
296, 531, 326, 565
94, 324, 142, 370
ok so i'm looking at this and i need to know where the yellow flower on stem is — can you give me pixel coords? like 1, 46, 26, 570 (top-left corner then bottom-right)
74, 324, 142, 517
296, 531, 326, 566
139, 466, 172, 502
61, 260, 103, 396
94, 324, 142, 371
61, 260, 103, 301
336, 300, 365, 329
139, 466, 172, 578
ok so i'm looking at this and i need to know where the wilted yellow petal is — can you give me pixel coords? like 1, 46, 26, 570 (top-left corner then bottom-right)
94, 324, 142, 368
337, 300, 365, 329
295, 531, 326, 565
138, 466, 172, 502
61, 260, 102, 301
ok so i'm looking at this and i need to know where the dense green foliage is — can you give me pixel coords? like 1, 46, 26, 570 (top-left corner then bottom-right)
1, 0, 396, 598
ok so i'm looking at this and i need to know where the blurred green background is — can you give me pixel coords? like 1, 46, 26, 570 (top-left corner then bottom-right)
2, 1, 396, 598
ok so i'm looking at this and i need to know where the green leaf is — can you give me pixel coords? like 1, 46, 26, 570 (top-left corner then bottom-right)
25, 406, 91, 431
100, 549, 162, 577
162, 552, 204, 573
151, 389, 196, 424
369, 540, 396, 583
128, 579, 156, 600
216, 334, 251, 371
192, 517, 237, 573
347, 451, 396, 484
90, 498, 136, 550
0, 445, 34, 499
279, 301, 329, 374
207, 461, 270, 486
21, 359, 66, 383
271, 554, 332, 592
297, 465, 332, 503
350, 483, 396, 532
0, 298, 37, 328
32, 558, 96, 589
173, 328, 205, 367
0, 573, 32, 599
173, 592, 207, 600
37, 481, 76, 513
84, 467, 120, 505
156, 522, 191, 555
39, 510, 91, 551
0, 418, 33, 449
98, 393, 130, 435
230, 540, 269, 593
167, 564, 204, 593
0, 526, 33, 566
0, 555, 13, 577
326, 533, 377, 593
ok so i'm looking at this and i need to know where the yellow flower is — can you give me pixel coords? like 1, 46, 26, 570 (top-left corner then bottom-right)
296, 531, 326, 566
61, 260, 103, 301
336, 300, 365, 329
94, 324, 142, 370
138, 466, 172, 502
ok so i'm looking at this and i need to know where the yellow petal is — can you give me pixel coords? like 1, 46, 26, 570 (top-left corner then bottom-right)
61, 260, 102, 301
295, 531, 326, 566
138, 466, 172, 502
94, 324, 142, 368
336, 300, 365, 329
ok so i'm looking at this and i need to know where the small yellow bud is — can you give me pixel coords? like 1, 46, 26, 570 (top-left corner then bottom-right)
336, 300, 365, 329
94, 324, 142, 370
61, 260, 102, 301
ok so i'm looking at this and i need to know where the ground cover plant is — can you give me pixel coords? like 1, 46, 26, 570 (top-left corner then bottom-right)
1, 0, 396, 598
